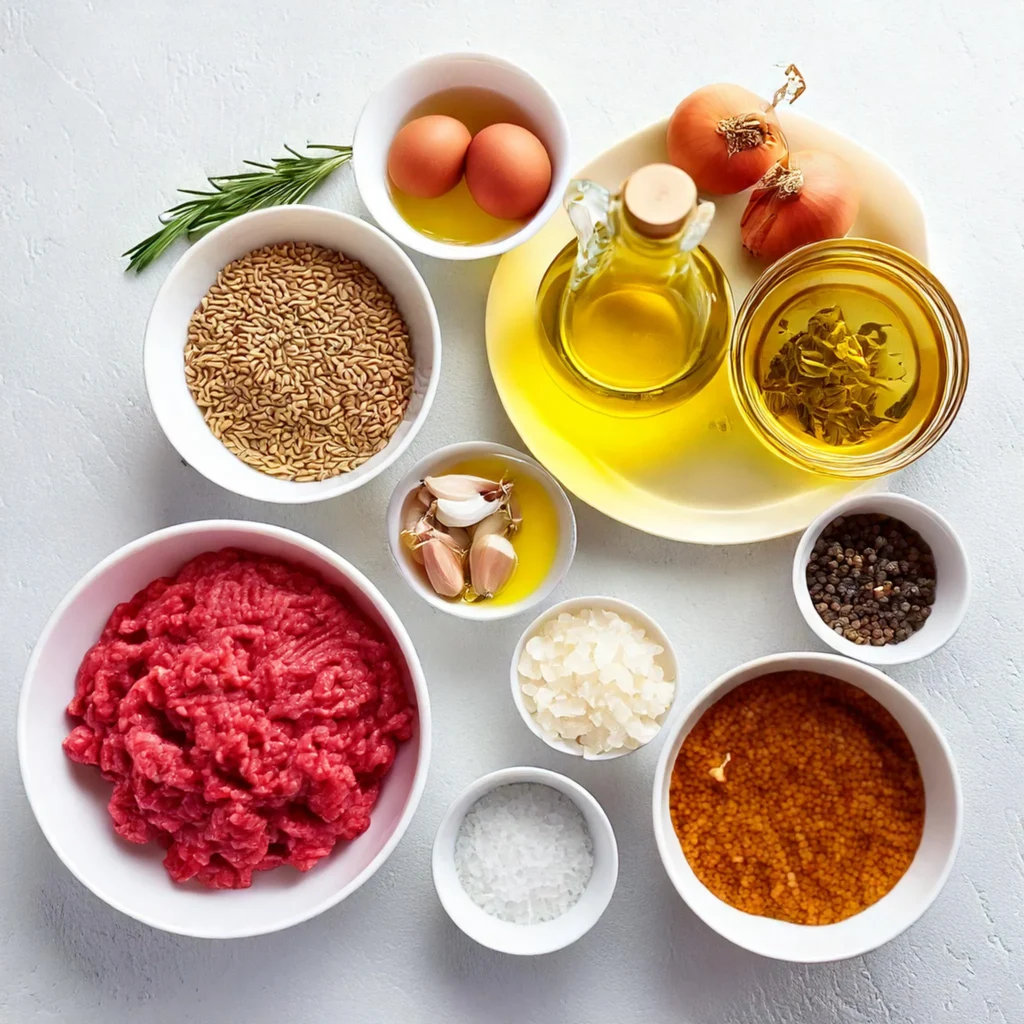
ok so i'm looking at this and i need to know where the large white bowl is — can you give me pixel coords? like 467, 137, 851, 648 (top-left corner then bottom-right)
385, 441, 577, 621
18, 520, 431, 938
144, 205, 441, 503
431, 766, 618, 954
510, 596, 680, 761
652, 652, 961, 962
792, 492, 970, 666
352, 52, 571, 260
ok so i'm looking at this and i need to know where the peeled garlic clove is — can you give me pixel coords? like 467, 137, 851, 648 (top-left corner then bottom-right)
473, 509, 512, 540
423, 474, 502, 502
435, 494, 502, 529
421, 537, 465, 598
469, 533, 517, 598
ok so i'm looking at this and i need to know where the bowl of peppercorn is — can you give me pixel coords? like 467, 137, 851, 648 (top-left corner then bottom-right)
793, 492, 970, 665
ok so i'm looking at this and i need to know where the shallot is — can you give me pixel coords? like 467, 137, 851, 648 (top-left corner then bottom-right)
740, 149, 859, 262
666, 66, 806, 195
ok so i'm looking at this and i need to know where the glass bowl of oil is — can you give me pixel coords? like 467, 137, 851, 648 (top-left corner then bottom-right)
729, 239, 969, 478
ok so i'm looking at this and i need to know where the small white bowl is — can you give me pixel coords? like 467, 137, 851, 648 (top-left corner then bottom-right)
793, 492, 970, 665
18, 520, 431, 939
144, 205, 441, 504
653, 651, 962, 962
352, 52, 571, 260
510, 596, 680, 761
385, 441, 576, 621
431, 766, 618, 954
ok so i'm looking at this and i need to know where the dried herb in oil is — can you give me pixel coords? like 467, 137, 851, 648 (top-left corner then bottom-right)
762, 306, 909, 446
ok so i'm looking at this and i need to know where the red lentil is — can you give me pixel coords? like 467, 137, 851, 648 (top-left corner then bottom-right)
669, 671, 924, 925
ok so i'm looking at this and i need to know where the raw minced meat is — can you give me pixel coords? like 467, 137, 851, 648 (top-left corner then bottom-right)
63, 548, 415, 889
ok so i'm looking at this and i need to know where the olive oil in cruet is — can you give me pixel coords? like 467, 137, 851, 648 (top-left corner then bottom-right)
537, 163, 733, 415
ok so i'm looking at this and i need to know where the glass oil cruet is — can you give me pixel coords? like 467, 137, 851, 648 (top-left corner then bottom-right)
537, 163, 733, 414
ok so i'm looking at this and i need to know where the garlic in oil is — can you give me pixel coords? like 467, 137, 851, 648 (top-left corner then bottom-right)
421, 538, 465, 598
472, 509, 513, 540
423, 474, 509, 503
435, 493, 503, 529
469, 533, 518, 598
399, 462, 535, 604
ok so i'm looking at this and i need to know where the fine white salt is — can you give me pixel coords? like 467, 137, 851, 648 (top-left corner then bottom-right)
454, 783, 594, 924
517, 607, 676, 756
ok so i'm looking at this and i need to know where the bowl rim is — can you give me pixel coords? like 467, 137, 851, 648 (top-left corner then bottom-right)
651, 650, 963, 962
17, 519, 433, 938
430, 764, 618, 954
509, 595, 680, 760
791, 492, 971, 665
142, 205, 442, 504
728, 236, 970, 479
351, 50, 572, 261
385, 440, 577, 621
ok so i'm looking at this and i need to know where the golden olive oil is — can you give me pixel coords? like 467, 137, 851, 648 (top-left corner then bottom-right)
746, 274, 945, 457
536, 238, 733, 415
389, 87, 533, 245
447, 455, 559, 606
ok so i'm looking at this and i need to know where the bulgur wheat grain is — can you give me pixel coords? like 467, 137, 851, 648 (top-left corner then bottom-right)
184, 242, 414, 481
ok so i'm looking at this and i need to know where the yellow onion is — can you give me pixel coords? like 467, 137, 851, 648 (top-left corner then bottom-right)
666, 84, 783, 195
740, 150, 859, 262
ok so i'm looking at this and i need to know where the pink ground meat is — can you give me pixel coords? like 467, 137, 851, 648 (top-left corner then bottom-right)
63, 548, 415, 890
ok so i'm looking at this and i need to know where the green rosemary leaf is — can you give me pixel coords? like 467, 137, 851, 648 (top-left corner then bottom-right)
123, 143, 353, 274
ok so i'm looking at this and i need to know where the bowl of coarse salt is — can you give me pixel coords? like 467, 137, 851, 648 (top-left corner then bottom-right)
510, 596, 680, 760
431, 766, 618, 955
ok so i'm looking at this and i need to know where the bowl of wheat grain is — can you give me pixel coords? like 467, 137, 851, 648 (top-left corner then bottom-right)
143, 205, 441, 503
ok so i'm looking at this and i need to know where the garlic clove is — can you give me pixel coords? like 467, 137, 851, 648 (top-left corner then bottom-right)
445, 526, 473, 551
472, 509, 512, 540
435, 494, 503, 529
402, 497, 428, 534
421, 537, 466, 598
469, 533, 517, 598
415, 486, 433, 508
423, 474, 503, 502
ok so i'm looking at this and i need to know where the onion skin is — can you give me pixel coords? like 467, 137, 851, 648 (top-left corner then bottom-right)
740, 150, 859, 262
667, 84, 783, 194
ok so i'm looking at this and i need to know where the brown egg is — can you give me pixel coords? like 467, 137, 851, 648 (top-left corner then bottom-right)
465, 123, 552, 221
387, 115, 472, 199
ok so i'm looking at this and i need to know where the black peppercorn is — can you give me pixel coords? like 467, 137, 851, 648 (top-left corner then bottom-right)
806, 513, 936, 646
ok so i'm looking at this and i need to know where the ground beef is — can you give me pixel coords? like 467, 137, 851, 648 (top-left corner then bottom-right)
63, 548, 415, 890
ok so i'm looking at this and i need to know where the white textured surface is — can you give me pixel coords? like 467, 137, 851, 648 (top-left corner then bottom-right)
2, 1, 1021, 1020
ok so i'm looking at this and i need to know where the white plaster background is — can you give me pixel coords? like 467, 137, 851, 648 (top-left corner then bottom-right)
2, 1, 1022, 1020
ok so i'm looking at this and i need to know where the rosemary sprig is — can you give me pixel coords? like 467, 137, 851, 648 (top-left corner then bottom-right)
123, 143, 353, 274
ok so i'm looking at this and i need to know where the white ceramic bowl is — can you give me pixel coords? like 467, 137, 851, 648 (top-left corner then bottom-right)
510, 596, 680, 761
385, 441, 576, 621
431, 766, 618, 954
144, 205, 441, 503
653, 651, 961, 962
352, 52, 571, 260
18, 520, 431, 938
793, 492, 970, 665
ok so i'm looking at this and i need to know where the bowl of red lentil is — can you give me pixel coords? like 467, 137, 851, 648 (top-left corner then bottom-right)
144, 205, 441, 503
793, 492, 970, 666
652, 651, 961, 962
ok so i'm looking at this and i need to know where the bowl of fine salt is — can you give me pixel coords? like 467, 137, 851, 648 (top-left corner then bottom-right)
431, 766, 618, 955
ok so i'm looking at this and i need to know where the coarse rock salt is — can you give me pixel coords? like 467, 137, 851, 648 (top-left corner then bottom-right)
454, 783, 594, 924
517, 607, 675, 757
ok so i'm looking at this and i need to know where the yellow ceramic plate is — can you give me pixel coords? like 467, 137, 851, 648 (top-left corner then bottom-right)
485, 112, 928, 544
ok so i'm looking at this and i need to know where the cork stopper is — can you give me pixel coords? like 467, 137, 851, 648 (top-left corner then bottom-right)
622, 163, 698, 239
